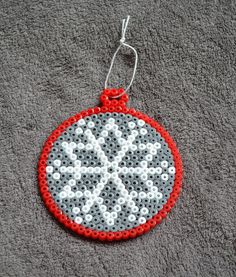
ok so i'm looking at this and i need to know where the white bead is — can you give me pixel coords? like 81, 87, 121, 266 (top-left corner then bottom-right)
130, 144, 137, 151
75, 191, 83, 198
61, 141, 68, 148
100, 205, 107, 212
145, 154, 153, 161
101, 130, 108, 137
93, 167, 100, 174
128, 214, 136, 222
77, 119, 85, 126
140, 128, 147, 135
84, 190, 92, 198
75, 127, 83, 135
111, 212, 117, 219
127, 200, 135, 207
127, 135, 135, 142
111, 172, 117, 179
85, 143, 93, 151
59, 191, 67, 199
67, 166, 74, 173
97, 183, 104, 190
138, 119, 145, 126
139, 191, 146, 198
74, 160, 81, 167
117, 183, 125, 190
122, 167, 129, 174
94, 189, 100, 196
88, 121, 95, 128
53, 160, 61, 167
128, 167, 135, 174
74, 173, 81, 180
128, 122, 136, 129
131, 130, 139, 137
85, 214, 93, 222
107, 118, 115, 124
139, 143, 146, 150
161, 174, 169, 181
115, 130, 122, 137
86, 200, 94, 207
96, 197, 103, 204
138, 217, 146, 224
75, 216, 83, 224
151, 186, 158, 193
156, 192, 163, 199
118, 138, 126, 145
141, 207, 148, 215
63, 185, 71, 192
147, 192, 155, 199
150, 149, 157, 155
53, 172, 60, 180
130, 191, 138, 198
156, 167, 162, 174
77, 142, 85, 149
112, 124, 119, 131
67, 179, 76, 187
114, 204, 121, 212
161, 161, 168, 168
118, 150, 126, 157
154, 142, 161, 149
59, 166, 67, 173
67, 191, 75, 198
135, 166, 144, 174
70, 154, 77, 161
125, 195, 132, 202
103, 211, 110, 218
72, 207, 80, 214
107, 218, 114, 226
131, 206, 139, 213
69, 142, 77, 149
100, 178, 107, 184
105, 123, 112, 131
168, 167, 176, 174
117, 197, 125, 205
146, 143, 153, 150
97, 137, 105, 144
65, 147, 73, 154
111, 161, 118, 168
146, 180, 153, 187
104, 172, 111, 179
82, 205, 90, 213
140, 160, 148, 168
140, 174, 148, 181
121, 189, 128, 196
46, 166, 53, 173
148, 168, 156, 174
84, 129, 92, 136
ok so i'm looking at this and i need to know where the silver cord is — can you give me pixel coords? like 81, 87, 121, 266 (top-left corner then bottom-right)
104, 15, 138, 98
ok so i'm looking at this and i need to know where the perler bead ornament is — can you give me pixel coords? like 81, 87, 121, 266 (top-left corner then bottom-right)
38, 88, 182, 241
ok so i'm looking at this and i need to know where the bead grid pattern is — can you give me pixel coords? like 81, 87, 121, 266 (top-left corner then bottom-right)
38, 88, 182, 241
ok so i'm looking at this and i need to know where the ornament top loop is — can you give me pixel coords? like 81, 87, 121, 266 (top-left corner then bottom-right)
100, 88, 129, 107
104, 16, 138, 99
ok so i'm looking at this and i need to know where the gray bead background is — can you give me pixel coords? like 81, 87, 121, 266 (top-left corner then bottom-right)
0, 0, 235, 276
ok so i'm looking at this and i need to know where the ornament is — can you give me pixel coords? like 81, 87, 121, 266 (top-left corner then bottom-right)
38, 16, 182, 241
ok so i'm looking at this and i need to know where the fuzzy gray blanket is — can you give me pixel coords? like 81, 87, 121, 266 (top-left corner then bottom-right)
0, 0, 235, 276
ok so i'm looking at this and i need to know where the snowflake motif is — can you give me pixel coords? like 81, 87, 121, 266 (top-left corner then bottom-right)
46, 113, 175, 232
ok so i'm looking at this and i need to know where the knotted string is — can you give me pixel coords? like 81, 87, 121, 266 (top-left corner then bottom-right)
104, 15, 138, 98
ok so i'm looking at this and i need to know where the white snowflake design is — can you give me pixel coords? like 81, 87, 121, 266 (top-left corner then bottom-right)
46, 113, 176, 232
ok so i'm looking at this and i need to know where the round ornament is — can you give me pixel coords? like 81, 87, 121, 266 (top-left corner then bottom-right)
38, 88, 182, 241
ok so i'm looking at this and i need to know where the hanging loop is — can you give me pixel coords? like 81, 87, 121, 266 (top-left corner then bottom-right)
104, 15, 138, 99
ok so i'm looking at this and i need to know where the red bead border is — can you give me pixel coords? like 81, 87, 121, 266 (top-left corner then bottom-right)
38, 93, 183, 241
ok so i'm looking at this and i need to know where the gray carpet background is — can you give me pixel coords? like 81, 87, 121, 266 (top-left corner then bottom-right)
0, 0, 235, 276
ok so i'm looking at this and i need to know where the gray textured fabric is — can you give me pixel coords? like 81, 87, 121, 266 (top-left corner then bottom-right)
0, 0, 235, 276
